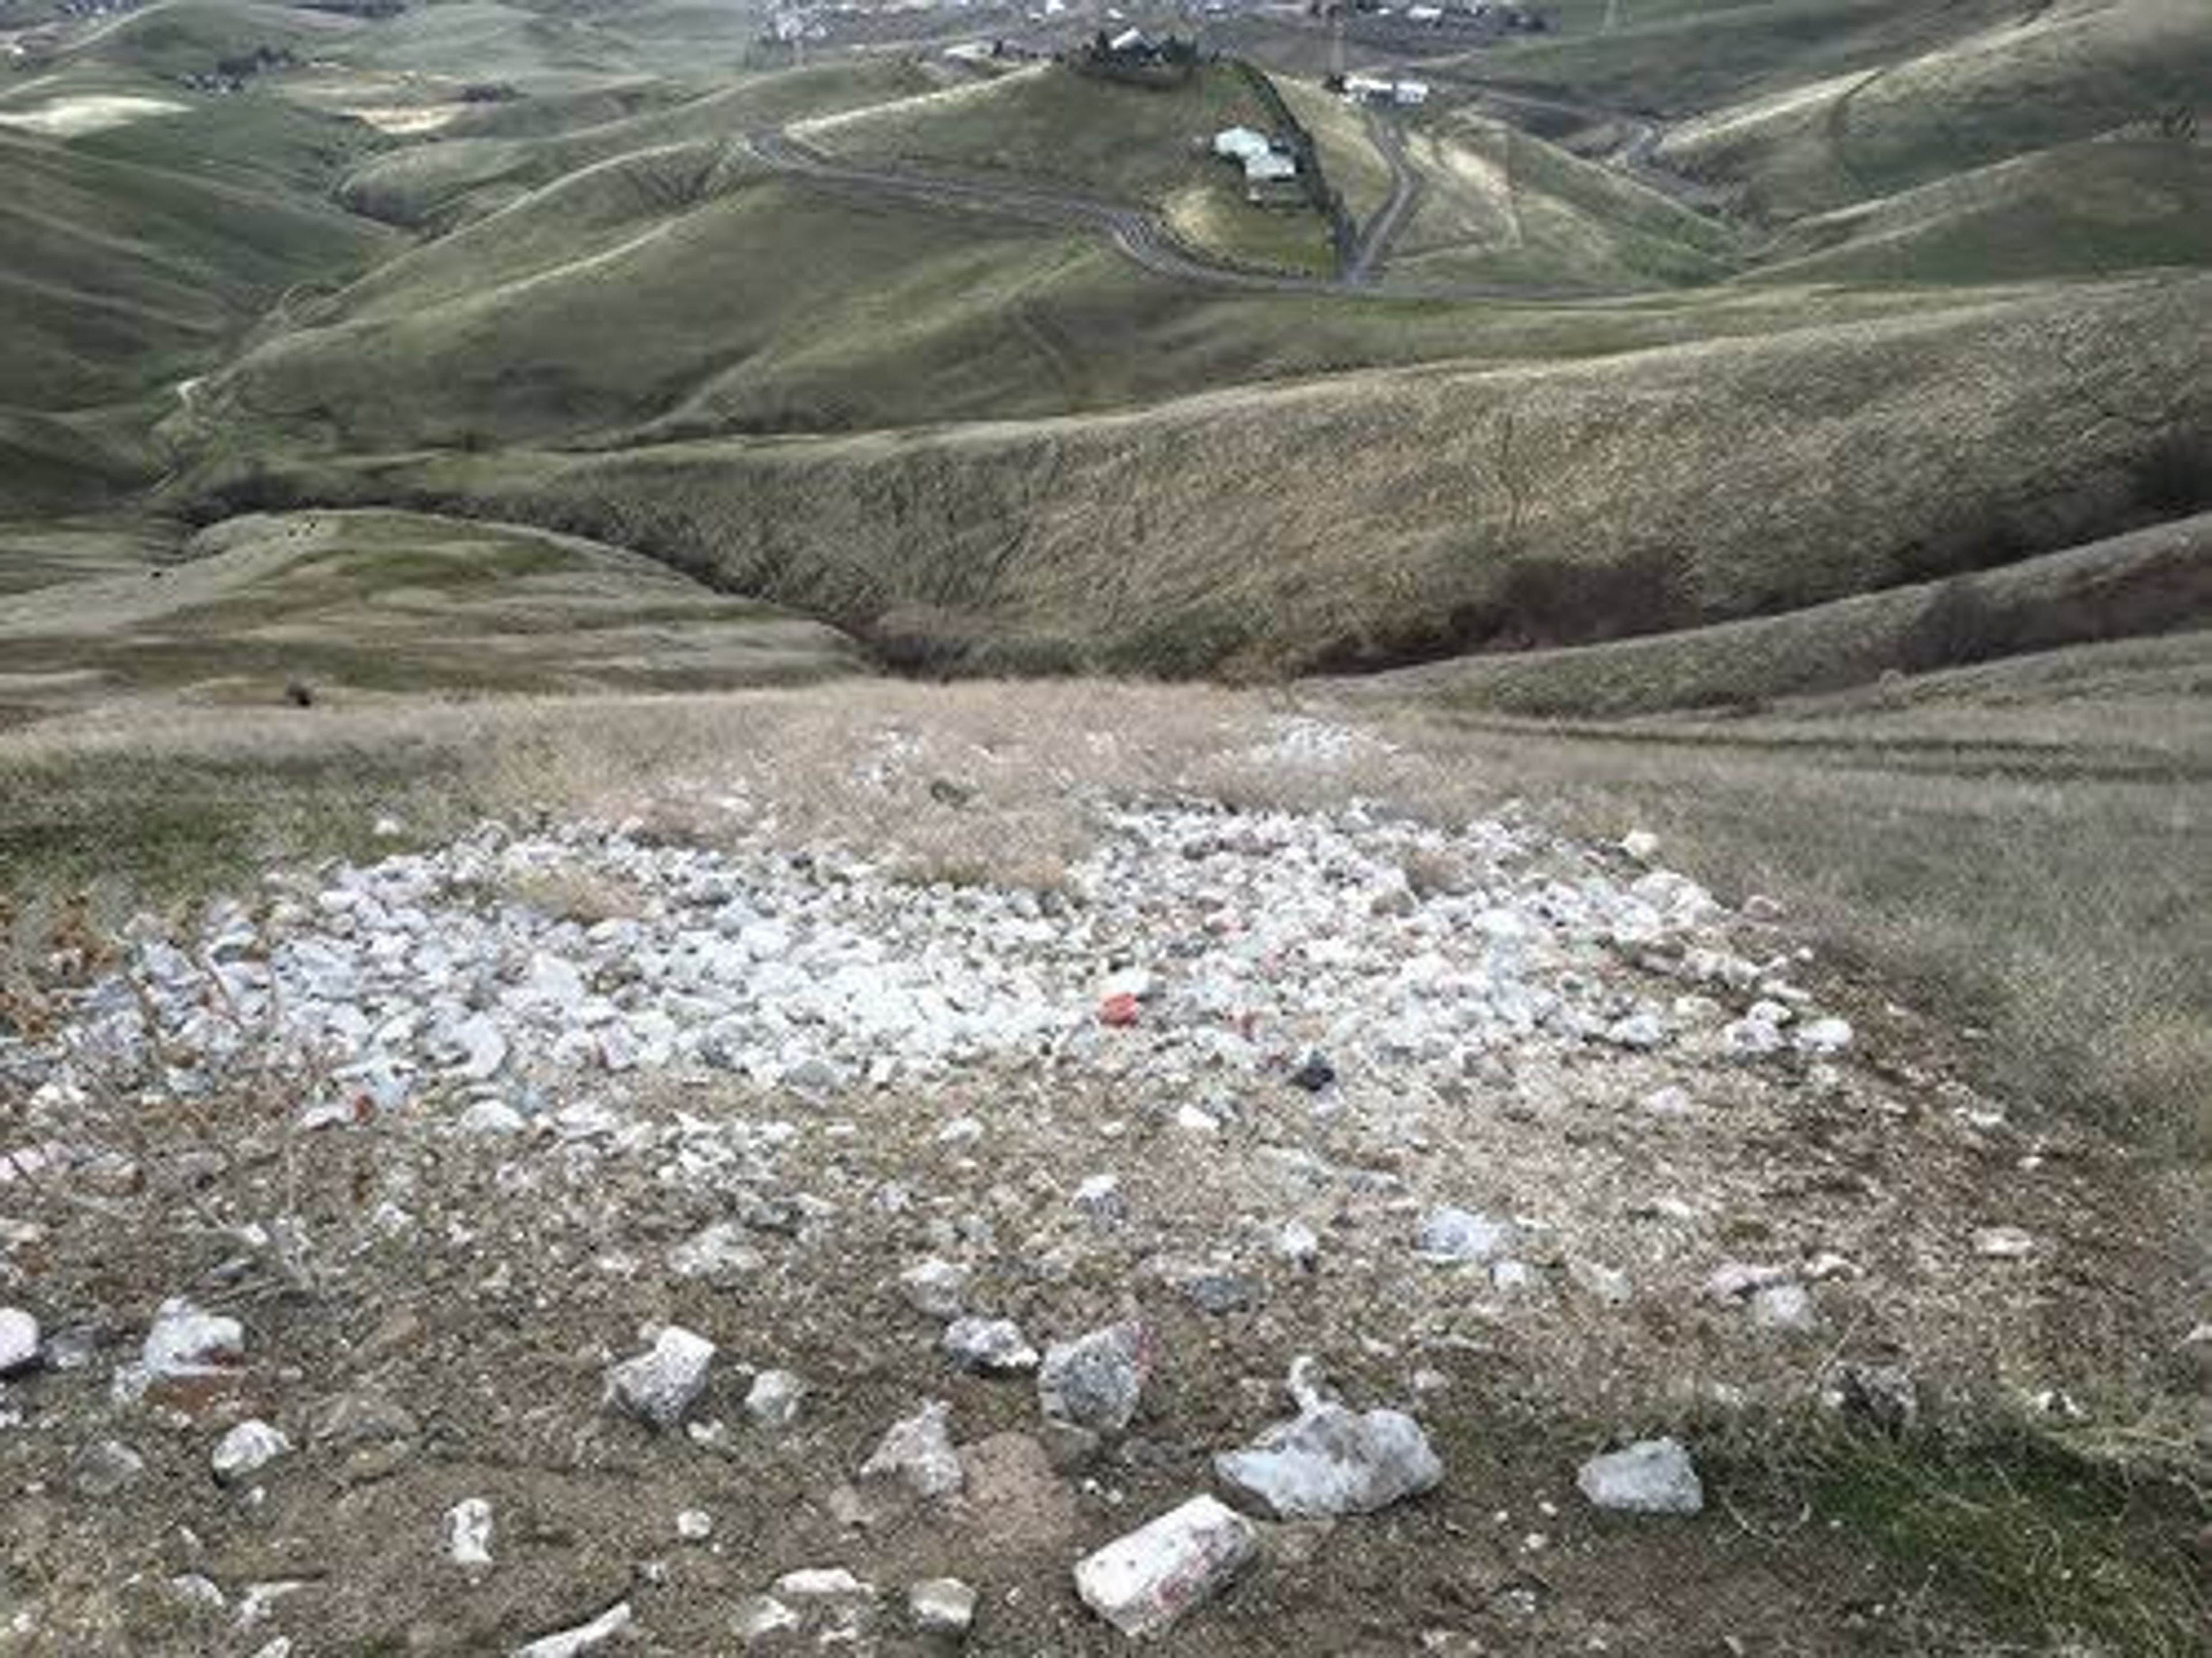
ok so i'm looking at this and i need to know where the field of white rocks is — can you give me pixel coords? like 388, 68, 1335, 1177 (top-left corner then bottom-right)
0, 721, 2147, 1653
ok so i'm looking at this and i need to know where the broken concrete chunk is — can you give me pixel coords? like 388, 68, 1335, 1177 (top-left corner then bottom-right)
1074, 1495, 1257, 1637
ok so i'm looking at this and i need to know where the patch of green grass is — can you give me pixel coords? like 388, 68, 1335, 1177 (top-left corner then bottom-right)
1752, 141, 2212, 285
1711, 1422, 2208, 1655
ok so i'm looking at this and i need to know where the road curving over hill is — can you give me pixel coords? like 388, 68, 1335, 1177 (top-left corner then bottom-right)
744, 125, 1654, 304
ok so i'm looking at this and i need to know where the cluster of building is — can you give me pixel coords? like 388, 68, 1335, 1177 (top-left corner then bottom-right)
1338, 73, 1427, 105
1211, 124, 1304, 205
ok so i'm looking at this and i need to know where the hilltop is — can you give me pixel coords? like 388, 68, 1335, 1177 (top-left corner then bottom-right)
1, 0, 2207, 1652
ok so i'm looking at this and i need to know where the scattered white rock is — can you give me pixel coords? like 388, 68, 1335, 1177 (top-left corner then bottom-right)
899, 1257, 970, 1319
1415, 1206, 1517, 1266
745, 1368, 805, 1430
861, 1400, 963, 1499
1577, 1437, 1704, 1515
71, 1438, 146, 1497
667, 1221, 763, 1283
141, 1297, 244, 1379
1748, 1281, 1818, 1333
1794, 1016, 1853, 1056
1074, 1494, 1258, 1638
675, 1508, 714, 1543
1037, 1321, 1150, 1434
444, 1497, 495, 1571
1213, 1359, 1442, 1519
211, 1419, 290, 1485
775, 1567, 875, 1599
1974, 1227, 2035, 1259
511, 1600, 633, 1658
907, 1576, 977, 1637
732, 1594, 801, 1646
608, 1325, 715, 1429
942, 1316, 1039, 1375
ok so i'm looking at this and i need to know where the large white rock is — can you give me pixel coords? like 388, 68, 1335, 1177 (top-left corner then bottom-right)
908, 1576, 976, 1636
142, 1298, 245, 1377
211, 1419, 291, 1485
510, 1600, 632, 1658
607, 1325, 715, 1429
1074, 1495, 1257, 1637
1213, 1374, 1444, 1520
444, 1497, 495, 1570
1577, 1437, 1705, 1515
0, 1307, 39, 1376
942, 1316, 1039, 1375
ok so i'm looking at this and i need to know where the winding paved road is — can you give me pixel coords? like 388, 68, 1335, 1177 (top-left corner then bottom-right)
745, 126, 1638, 304
1343, 105, 1424, 285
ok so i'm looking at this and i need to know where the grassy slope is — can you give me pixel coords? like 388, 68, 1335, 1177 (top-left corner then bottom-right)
1752, 141, 2212, 285
338, 58, 941, 228
202, 274, 2212, 676
797, 60, 1364, 270
0, 508, 859, 726
1656, 0, 2212, 220
0, 111, 395, 409
1474, 0, 2027, 115
1394, 114, 1740, 286
1346, 511, 2212, 716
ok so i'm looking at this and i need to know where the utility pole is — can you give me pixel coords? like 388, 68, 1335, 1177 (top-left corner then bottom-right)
1331, 7, 1345, 80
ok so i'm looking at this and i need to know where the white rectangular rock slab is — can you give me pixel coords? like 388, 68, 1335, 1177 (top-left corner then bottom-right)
1074, 1494, 1256, 1637
510, 1600, 632, 1658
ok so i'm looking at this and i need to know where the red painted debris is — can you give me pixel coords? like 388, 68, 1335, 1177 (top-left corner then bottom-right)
1099, 992, 1141, 1028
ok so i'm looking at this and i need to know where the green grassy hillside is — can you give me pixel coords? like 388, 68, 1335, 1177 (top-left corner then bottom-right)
1347, 511, 2212, 716
1394, 113, 1740, 286
0, 508, 859, 725
194, 274, 2212, 678
1752, 141, 2212, 285
1656, 0, 2212, 220
0, 120, 395, 411
338, 59, 939, 228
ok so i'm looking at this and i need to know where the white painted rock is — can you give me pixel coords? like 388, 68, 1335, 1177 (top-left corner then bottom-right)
0, 1307, 39, 1376
444, 1497, 495, 1570
1074, 1494, 1257, 1637
608, 1325, 715, 1429
211, 1419, 290, 1485
1577, 1437, 1704, 1515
